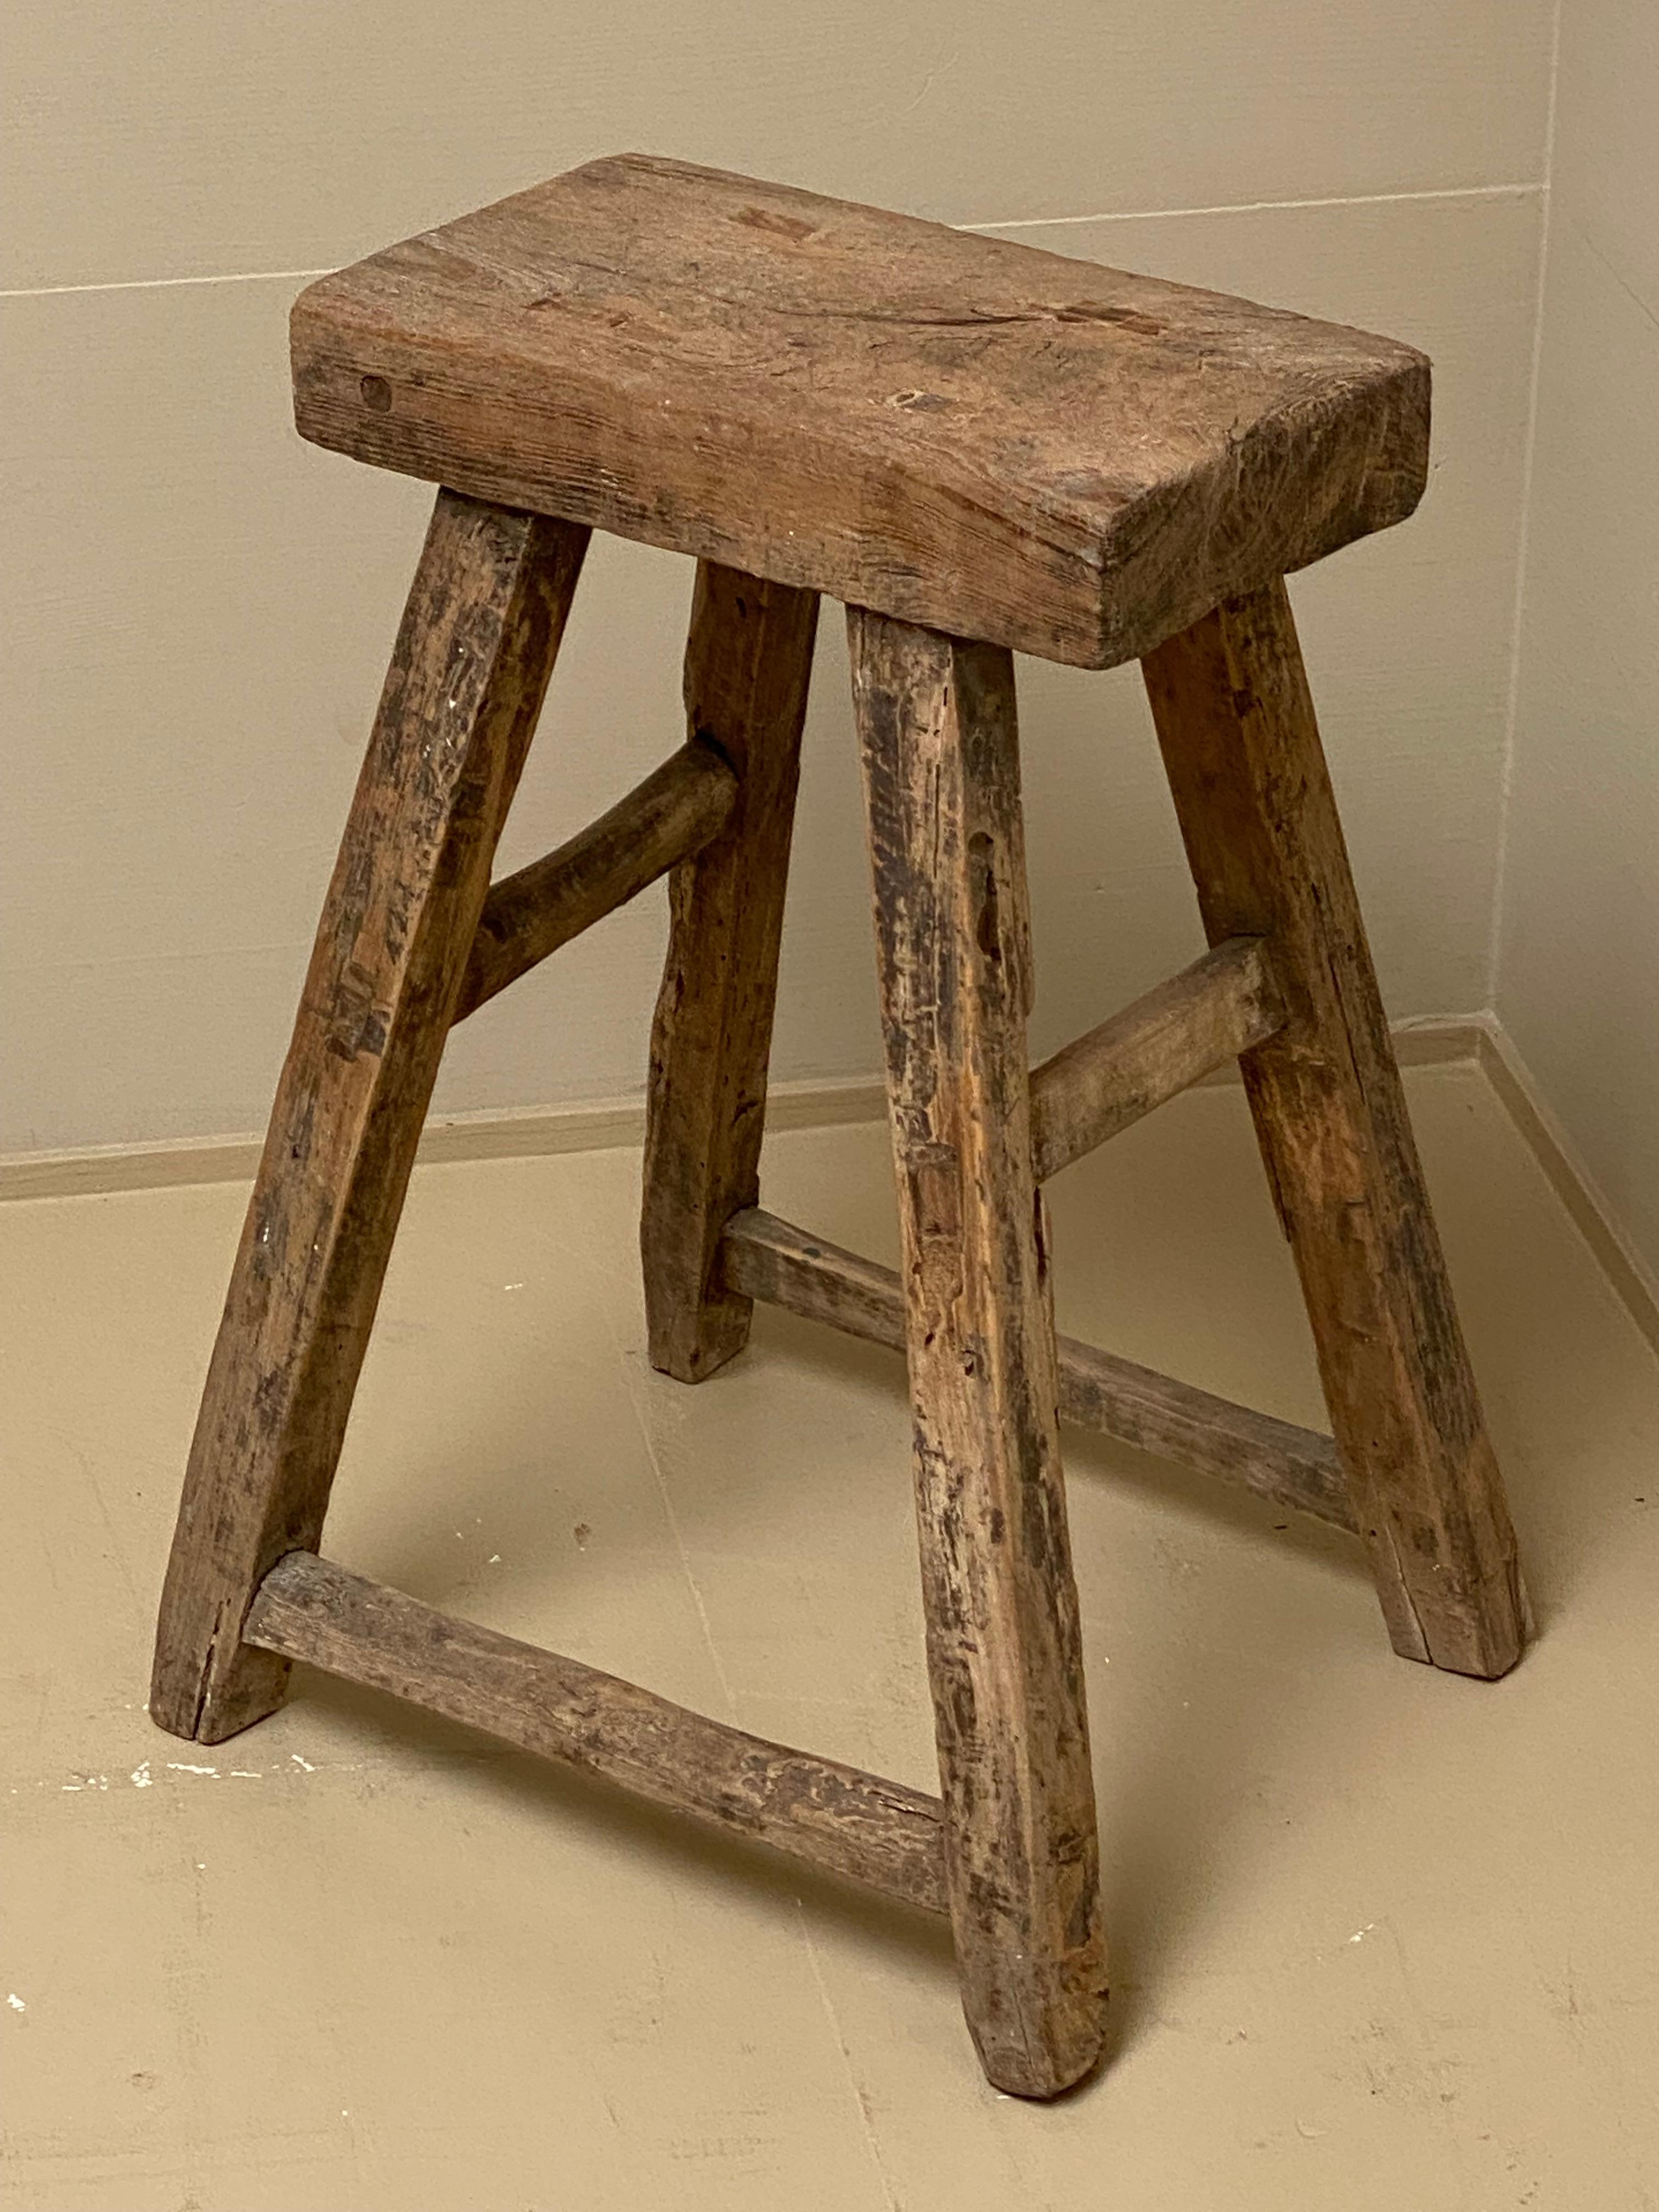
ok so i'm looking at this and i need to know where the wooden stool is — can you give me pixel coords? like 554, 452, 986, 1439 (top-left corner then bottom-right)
152, 155, 1528, 2098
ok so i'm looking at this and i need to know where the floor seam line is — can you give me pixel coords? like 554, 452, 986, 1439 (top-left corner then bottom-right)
598, 1296, 741, 1722
797, 1903, 905, 2212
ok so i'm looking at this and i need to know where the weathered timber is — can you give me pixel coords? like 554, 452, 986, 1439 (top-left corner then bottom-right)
641, 561, 817, 1381
150, 493, 588, 1743
850, 607, 1107, 2100
1057, 1331, 1353, 1531
453, 742, 738, 1022
292, 154, 1429, 669
719, 1208, 1355, 1532
1029, 936, 1284, 1181
1142, 579, 1527, 1678
245, 1553, 947, 1913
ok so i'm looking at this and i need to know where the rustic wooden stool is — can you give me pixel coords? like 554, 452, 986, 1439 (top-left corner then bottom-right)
153, 155, 1528, 2098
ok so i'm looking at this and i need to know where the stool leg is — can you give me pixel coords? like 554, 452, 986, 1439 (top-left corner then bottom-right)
151, 493, 588, 1743
641, 562, 817, 1381
850, 608, 1108, 2099
1142, 579, 1527, 1680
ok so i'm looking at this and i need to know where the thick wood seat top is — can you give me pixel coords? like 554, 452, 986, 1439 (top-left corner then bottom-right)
292, 154, 1429, 668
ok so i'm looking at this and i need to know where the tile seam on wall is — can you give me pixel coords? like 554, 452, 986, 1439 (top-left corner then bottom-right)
1486, 0, 1565, 1006
974, 180, 1543, 234
0, 267, 332, 304
1556, 206, 1659, 341
2, 183, 1545, 304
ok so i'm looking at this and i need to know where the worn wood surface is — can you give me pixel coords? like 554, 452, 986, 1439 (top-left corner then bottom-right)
1056, 1327, 1353, 1532
1029, 935, 1284, 1182
293, 153, 1430, 669
452, 741, 737, 1022
641, 561, 817, 1382
1143, 580, 1527, 1679
851, 607, 1107, 2098
720, 1207, 1355, 1532
245, 1553, 947, 1912
150, 493, 588, 1744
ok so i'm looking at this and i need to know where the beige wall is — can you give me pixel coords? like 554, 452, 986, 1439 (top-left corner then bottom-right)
3, 4, 1553, 1155
1497, 0, 1659, 1284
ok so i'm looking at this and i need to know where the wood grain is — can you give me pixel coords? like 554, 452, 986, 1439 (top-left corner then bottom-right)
245, 1552, 947, 1913
850, 607, 1107, 2098
1143, 579, 1527, 1678
641, 561, 818, 1382
1029, 935, 1284, 1181
719, 1207, 1355, 1531
292, 153, 1429, 668
150, 492, 588, 1744
1055, 1327, 1353, 1531
452, 741, 738, 1022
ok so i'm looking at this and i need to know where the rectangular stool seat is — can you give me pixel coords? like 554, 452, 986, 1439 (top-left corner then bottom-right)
291, 153, 1429, 669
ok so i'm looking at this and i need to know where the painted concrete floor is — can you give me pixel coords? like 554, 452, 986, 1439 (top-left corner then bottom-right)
3, 1062, 1657, 2210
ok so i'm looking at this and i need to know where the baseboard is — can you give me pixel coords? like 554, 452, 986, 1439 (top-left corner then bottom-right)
1471, 1014, 1659, 1361
1378, 1013, 1490, 1069
0, 1074, 891, 1205
0, 1019, 1487, 1206
7, 1012, 1655, 1360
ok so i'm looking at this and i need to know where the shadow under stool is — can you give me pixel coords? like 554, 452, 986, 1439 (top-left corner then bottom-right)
151, 154, 1529, 2099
